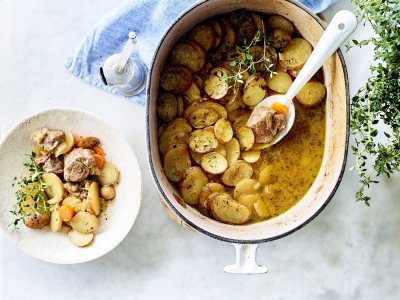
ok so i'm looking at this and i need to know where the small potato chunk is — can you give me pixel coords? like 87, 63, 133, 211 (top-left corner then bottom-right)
62, 196, 81, 207
249, 45, 277, 72
157, 93, 178, 122
50, 207, 62, 232
254, 195, 276, 218
237, 194, 257, 209
77, 136, 100, 149
266, 15, 294, 35
225, 138, 240, 165
243, 75, 267, 106
266, 71, 293, 94
280, 38, 312, 68
201, 152, 228, 174
42, 172, 64, 199
236, 126, 255, 151
54, 132, 74, 157
204, 67, 229, 99
183, 82, 202, 104
267, 29, 291, 49
215, 142, 227, 157
210, 193, 251, 225
73, 202, 87, 213
97, 161, 120, 186
296, 81, 327, 107
163, 144, 192, 182
214, 118, 233, 143
188, 108, 219, 129
88, 182, 101, 216
70, 211, 99, 234
159, 118, 192, 154
184, 100, 228, 119
252, 143, 270, 150
100, 185, 116, 200
180, 167, 209, 205
24, 212, 50, 229
198, 183, 225, 214
68, 230, 94, 247
242, 150, 261, 163
259, 165, 276, 185
233, 178, 260, 199
188, 129, 219, 153
221, 160, 253, 186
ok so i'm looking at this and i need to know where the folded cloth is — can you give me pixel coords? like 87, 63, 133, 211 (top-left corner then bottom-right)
65, 0, 336, 105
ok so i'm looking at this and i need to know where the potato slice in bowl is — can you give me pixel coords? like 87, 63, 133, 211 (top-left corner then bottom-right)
210, 193, 251, 225
163, 144, 192, 182
188, 129, 219, 153
204, 67, 229, 99
214, 118, 233, 143
180, 167, 209, 205
221, 160, 253, 186
201, 152, 228, 174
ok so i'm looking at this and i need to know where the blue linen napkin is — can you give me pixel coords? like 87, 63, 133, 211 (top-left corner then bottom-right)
65, 0, 336, 105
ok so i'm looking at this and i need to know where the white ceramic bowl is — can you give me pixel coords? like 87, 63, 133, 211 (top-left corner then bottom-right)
0, 109, 141, 264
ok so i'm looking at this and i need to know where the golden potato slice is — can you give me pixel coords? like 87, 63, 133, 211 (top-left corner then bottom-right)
156, 93, 178, 122
243, 75, 267, 106
236, 126, 255, 151
225, 138, 240, 165
180, 167, 209, 205
163, 144, 192, 182
188, 129, 218, 153
221, 160, 253, 186
160, 66, 192, 94
215, 142, 227, 156
232, 112, 251, 132
204, 67, 229, 100
233, 178, 260, 199
187, 23, 215, 51
97, 162, 120, 185
170, 41, 205, 72
198, 183, 225, 214
214, 118, 233, 143
201, 152, 228, 174
252, 142, 270, 150
73, 202, 87, 213
42, 172, 64, 199
259, 165, 276, 185
226, 45, 246, 62
70, 211, 99, 234
210, 193, 251, 224
296, 81, 326, 107
183, 82, 202, 104
249, 12, 265, 33
88, 182, 101, 216
159, 118, 192, 154
62, 196, 81, 207
280, 38, 312, 68
54, 132, 74, 157
67, 230, 94, 247
177, 96, 184, 116
217, 18, 235, 53
242, 150, 261, 163
47, 195, 62, 205
237, 194, 257, 209
266, 15, 294, 35
267, 29, 291, 49
254, 194, 276, 218
266, 71, 293, 94
188, 108, 219, 129
190, 150, 204, 165
50, 205, 62, 232
184, 100, 228, 119
249, 45, 277, 72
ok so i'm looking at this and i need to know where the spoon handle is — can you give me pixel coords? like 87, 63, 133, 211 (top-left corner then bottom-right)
283, 10, 357, 104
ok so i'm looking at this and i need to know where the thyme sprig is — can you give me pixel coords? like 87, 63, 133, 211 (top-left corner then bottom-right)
10, 152, 49, 227
348, 0, 400, 205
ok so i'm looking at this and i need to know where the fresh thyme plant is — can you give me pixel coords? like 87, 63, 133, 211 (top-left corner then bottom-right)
348, 0, 400, 205
10, 152, 49, 227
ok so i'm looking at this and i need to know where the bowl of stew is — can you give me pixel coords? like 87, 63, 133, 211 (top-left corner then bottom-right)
146, 0, 349, 272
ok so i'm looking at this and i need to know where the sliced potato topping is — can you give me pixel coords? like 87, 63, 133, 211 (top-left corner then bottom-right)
214, 118, 233, 143
163, 144, 192, 182
201, 152, 228, 174
188, 129, 219, 153
266, 71, 293, 94
243, 75, 268, 106
157, 93, 178, 122
204, 67, 229, 99
296, 81, 326, 107
188, 108, 219, 129
233, 178, 260, 199
225, 138, 241, 165
242, 150, 261, 163
236, 126, 255, 151
221, 160, 253, 186
180, 167, 209, 205
280, 38, 312, 68
210, 193, 251, 224
198, 183, 225, 214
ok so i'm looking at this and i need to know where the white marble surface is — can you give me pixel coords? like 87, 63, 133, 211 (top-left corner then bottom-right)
0, 0, 399, 299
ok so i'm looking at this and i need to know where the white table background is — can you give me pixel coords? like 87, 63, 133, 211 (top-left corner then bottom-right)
1, 0, 399, 299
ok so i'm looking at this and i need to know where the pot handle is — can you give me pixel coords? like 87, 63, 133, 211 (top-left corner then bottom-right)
224, 243, 267, 274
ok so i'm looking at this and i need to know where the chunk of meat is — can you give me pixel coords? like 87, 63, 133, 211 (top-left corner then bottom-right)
247, 106, 286, 143
64, 148, 96, 182
34, 154, 64, 174
31, 128, 65, 152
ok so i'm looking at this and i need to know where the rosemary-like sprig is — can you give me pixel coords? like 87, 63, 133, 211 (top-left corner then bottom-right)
10, 152, 49, 227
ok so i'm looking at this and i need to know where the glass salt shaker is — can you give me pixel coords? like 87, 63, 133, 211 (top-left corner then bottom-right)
100, 32, 147, 96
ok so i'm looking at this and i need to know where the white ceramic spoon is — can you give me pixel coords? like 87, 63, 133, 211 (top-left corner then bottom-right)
249, 10, 357, 147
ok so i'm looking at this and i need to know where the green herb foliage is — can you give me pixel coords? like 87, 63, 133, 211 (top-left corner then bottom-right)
10, 152, 48, 227
348, 0, 400, 205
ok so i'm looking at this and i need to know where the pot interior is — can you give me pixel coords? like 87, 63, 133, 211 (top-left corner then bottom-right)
146, 0, 348, 243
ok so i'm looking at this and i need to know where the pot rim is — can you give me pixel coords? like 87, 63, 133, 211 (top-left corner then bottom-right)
145, 0, 350, 244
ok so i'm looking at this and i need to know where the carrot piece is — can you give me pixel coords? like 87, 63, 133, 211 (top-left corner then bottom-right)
270, 102, 288, 115
74, 136, 84, 147
59, 205, 75, 222
93, 154, 105, 168
93, 146, 104, 155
